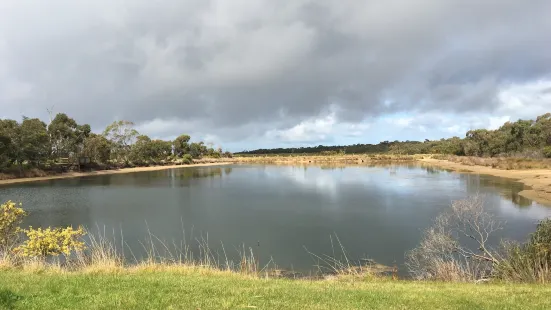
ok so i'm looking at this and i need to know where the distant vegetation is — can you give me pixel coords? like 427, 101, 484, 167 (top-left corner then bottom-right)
239, 113, 551, 158
0, 113, 232, 177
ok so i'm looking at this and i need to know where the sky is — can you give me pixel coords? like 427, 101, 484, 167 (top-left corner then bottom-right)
1, 0, 550, 152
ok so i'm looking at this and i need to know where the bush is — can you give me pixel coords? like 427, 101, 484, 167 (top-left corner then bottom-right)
406, 196, 500, 281
182, 154, 193, 165
543, 146, 551, 158
2, 201, 87, 259
0, 201, 26, 251
15, 226, 86, 258
495, 219, 551, 283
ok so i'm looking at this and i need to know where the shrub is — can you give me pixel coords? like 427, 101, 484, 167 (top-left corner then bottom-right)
495, 219, 551, 283
0, 201, 26, 251
223, 151, 233, 158
544, 146, 551, 159
406, 196, 501, 281
15, 226, 86, 258
182, 154, 193, 165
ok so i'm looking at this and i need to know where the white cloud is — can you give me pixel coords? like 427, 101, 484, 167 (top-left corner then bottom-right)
393, 117, 414, 127
488, 116, 511, 130
265, 113, 336, 143
497, 79, 551, 119
0, 0, 550, 150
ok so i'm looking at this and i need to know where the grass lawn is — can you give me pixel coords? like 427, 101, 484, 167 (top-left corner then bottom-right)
1, 269, 551, 309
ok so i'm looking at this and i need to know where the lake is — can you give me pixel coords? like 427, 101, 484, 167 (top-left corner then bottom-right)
1, 164, 550, 274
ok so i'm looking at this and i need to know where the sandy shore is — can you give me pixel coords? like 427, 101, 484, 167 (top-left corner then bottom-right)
2, 157, 550, 206
0, 162, 232, 186
421, 158, 551, 206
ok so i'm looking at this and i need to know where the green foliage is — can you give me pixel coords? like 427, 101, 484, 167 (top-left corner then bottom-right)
19, 118, 50, 164
0, 119, 22, 166
496, 219, 551, 283
130, 135, 172, 164
240, 113, 551, 158
0, 289, 22, 309
102, 120, 139, 163
48, 113, 90, 159
83, 133, 111, 164
181, 154, 193, 165
0, 113, 225, 171
1, 270, 550, 309
173, 134, 191, 157
190, 142, 207, 159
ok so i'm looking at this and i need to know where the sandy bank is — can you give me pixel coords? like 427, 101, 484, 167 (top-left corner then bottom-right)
230, 154, 419, 164
421, 158, 551, 206
0, 162, 232, 186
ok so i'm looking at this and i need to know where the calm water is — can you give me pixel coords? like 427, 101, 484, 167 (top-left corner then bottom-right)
1, 164, 550, 273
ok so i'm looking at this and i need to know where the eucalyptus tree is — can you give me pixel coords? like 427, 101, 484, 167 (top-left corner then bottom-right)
103, 120, 139, 163
48, 113, 91, 160
173, 134, 191, 157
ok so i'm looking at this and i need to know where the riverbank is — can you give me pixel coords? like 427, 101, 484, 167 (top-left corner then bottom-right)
1, 268, 550, 309
2, 155, 551, 206
421, 158, 551, 206
231, 154, 420, 164
0, 162, 232, 186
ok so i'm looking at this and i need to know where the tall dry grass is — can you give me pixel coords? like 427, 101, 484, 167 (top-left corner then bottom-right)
231, 154, 420, 164
0, 226, 278, 278
0, 225, 392, 281
443, 156, 551, 170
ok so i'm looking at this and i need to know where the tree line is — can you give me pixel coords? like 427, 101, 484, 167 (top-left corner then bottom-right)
0, 114, 232, 172
238, 113, 551, 158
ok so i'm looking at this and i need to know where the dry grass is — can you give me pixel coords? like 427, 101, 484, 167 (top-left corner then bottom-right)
0, 227, 389, 284
0, 167, 54, 180
0, 228, 281, 280
440, 155, 551, 170
231, 154, 421, 164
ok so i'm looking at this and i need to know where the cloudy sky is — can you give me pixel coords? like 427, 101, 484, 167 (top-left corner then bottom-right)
1, 0, 550, 151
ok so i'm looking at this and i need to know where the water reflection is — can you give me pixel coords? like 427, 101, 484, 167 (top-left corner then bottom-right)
460, 174, 533, 207
0, 164, 549, 274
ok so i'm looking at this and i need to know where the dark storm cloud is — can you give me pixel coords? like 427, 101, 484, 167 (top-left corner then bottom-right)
1, 0, 550, 143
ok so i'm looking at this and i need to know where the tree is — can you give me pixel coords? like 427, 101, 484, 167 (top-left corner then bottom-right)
103, 120, 139, 163
129, 135, 153, 164
83, 134, 111, 164
0, 120, 18, 167
0, 133, 10, 167
189, 142, 207, 158
48, 113, 90, 160
130, 136, 173, 164
19, 118, 50, 165
173, 134, 191, 157
149, 139, 172, 161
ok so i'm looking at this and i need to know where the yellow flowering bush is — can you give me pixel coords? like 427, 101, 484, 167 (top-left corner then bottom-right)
0, 201, 27, 250
15, 226, 87, 258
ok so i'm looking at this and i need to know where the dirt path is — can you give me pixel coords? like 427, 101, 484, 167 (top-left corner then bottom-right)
421, 158, 551, 206
0, 162, 232, 186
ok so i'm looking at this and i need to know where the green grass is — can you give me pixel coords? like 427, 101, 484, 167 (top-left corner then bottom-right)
1, 269, 551, 309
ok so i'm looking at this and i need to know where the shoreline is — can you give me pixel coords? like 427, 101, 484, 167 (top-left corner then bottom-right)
2, 157, 550, 206
420, 158, 551, 206
0, 162, 232, 186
